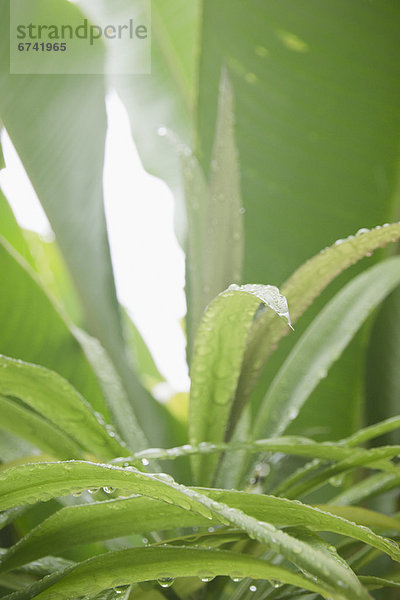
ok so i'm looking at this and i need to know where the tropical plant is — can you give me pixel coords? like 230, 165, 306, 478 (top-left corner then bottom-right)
1, 1, 400, 599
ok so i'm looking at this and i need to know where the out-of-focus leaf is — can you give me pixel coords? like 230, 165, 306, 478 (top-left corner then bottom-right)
0, 547, 331, 600
0, 431, 36, 465
316, 505, 400, 533
0, 395, 83, 460
0, 237, 107, 414
0, 136, 4, 170
197, 0, 400, 442
184, 70, 244, 359
366, 286, 400, 445
123, 311, 165, 390
330, 472, 400, 506
359, 576, 400, 591
189, 284, 291, 485
0, 356, 128, 461
23, 231, 83, 327
0, 1, 155, 446
254, 257, 400, 440
72, 328, 147, 453
78, 0, 201, 239
273, 415, 400, 498
0, 190, 33, 266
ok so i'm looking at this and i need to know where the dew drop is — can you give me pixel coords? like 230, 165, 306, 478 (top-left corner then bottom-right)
141, 458, 150, 466
157, 126, 167, 137
157, 577, 174, 588
334, 239, 344, 246
249, 584, 257, 592
142, 537, 149, 544
239, 207, 246, 214
355, 227, 369, 236
103, 486, 114, 494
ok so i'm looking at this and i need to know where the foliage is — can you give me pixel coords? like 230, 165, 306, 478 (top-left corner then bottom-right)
1, 1, 400, 599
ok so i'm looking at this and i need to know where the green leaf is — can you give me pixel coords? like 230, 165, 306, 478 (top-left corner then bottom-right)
0, 237, 107, 415
72, 328, 147, 453
0, 0, 155, 445
189, 284, 291, 485
366, 286, 400, 446
272, 415, 400, 498
184, 69, 244, 358
123, 311, 165, 390
232, 223, 400, 434
0, 190, 33, 266
197, 0, 400, 441
0, 461, 369, 598
0, 395, 83, 460
0, 547, 335, 600
3, 487, 399, 574
330, 472, 400, 506
0, 356, 128, 461
22, 231, 83, 327
315, 505, 400, 533
254, 256, 400, 440
359, 576, 400, 591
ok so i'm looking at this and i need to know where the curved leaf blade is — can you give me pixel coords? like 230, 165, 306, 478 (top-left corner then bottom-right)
0, 461, 368, 598
0, 237, 107, 414
254, 256, 400, 439
189, 284, 291, 484
0, 356, 128, 461
233, 223, 400, 433
0, 547, 332, 600
0, 395, 83, 460
2, 487, 399, 574
184, 70, 244, 358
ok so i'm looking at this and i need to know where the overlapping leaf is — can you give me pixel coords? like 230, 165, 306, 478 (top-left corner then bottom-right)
189, 284, 291, 485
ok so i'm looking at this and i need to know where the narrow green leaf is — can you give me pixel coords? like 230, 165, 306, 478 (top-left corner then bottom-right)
0, 1, 157, 447
315, 505, 400, 533
330, 472, 400, 506
184, 69, 244, 358
123, 311, 165, 390
0, 508, 27, 532
0, 190, 33, 266
189, 284, 291, 485
0, 461, 368, 598
72, 328, 147, 453
0, 395, 83, 459
359, 576, 400, 591
128, 437, 398, 466
0, 237, 107, 415
4, 488, 400, 573
197, 0, 400, 441
0, 547, 333, 600
0, 356, 128, 461
22, 231, 83, 327
254, 256, 400, 440
366, 286, 400, 445
233, 223, 400, 433
280, 448, 400, 501
273, 415, 400, 498
344, 416, 400, 447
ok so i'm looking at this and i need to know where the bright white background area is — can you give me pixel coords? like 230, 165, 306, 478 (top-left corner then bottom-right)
0, 91, 190, 393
